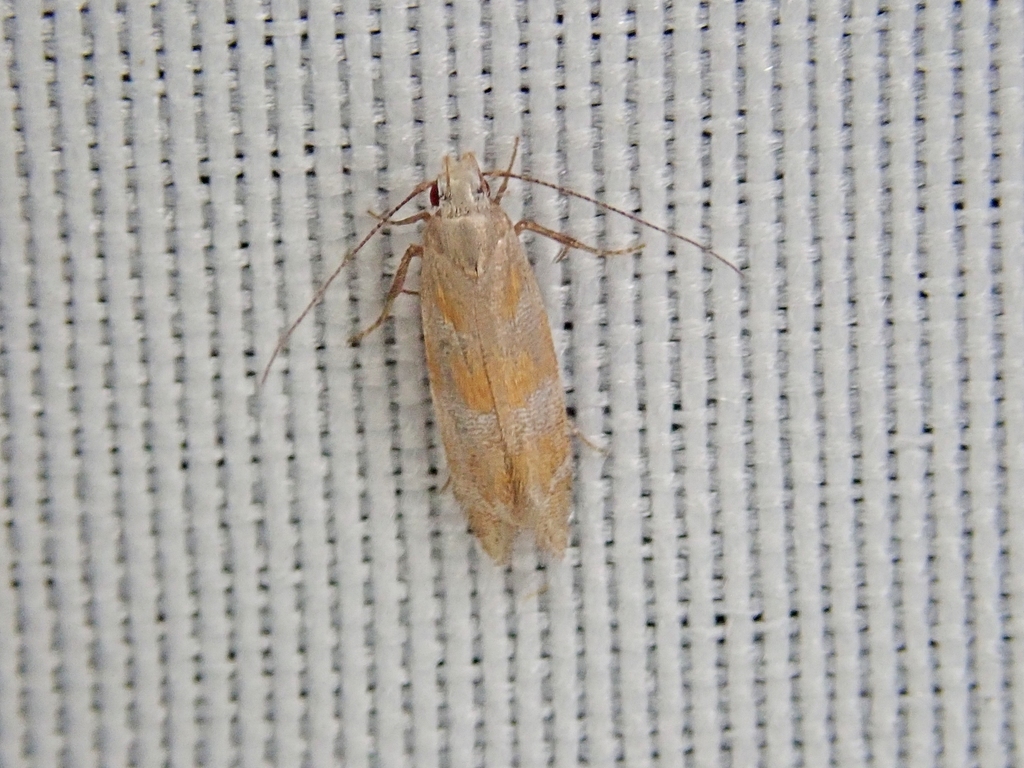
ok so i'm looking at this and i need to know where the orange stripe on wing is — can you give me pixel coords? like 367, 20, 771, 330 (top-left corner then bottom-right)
443, 344, 496, 413
430, 274, 472, 333
503, 348, 559, 410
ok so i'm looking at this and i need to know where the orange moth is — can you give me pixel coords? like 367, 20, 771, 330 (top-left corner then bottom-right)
263, 143, 738, 563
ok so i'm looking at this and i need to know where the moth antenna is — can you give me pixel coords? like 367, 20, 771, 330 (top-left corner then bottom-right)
484, 170, 742, 275
493, 137, 519, 203
260, 178, 435, 387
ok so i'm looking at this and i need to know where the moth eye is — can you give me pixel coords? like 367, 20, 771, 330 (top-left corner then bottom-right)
429, 182, 440, 207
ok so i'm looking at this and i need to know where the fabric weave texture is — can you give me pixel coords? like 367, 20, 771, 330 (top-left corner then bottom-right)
0, 1, 1021, 766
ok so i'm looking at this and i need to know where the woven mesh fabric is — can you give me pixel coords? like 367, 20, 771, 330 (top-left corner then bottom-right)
1, 0, 1021, 766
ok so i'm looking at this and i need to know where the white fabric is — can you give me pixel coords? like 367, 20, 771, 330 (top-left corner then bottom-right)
0, 0, 1021, 766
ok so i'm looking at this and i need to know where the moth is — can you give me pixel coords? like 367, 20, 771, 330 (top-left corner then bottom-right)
263, 143, 738, 563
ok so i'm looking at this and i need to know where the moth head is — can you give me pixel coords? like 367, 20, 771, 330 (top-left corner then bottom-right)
432, 153, 490, 214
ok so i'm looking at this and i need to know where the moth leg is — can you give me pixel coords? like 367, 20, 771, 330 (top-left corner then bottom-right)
514, 219, 643, 261
571, 423, 609, 456
349, 243, 424, 345
367, 209, 433, 227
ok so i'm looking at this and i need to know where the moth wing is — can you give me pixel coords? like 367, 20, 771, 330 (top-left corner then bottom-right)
420, 210, 572, 561
472, 234, 572, 557
420, 254, 518, 562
